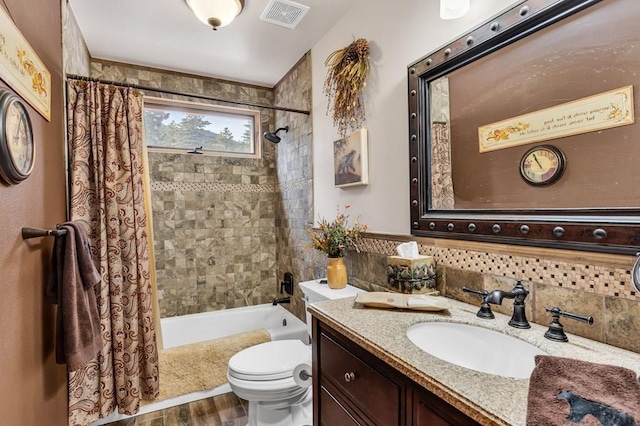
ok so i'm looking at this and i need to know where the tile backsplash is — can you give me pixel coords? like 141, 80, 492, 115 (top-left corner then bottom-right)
324, 236, 640, 354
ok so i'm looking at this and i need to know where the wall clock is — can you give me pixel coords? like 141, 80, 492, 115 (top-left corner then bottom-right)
519, 145, 565, 186
0, 88, 34, 184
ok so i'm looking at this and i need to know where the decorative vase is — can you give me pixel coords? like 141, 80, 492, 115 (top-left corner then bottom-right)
327, 257, 348, 289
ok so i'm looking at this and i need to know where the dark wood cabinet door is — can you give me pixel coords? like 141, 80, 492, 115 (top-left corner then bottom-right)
320, 332, 401, 426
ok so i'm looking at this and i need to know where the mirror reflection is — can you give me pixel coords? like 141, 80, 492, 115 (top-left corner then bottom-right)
408, 0, 640, 254
426, 0, 639, 210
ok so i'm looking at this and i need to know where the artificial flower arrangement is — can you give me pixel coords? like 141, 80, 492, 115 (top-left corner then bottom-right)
307, 205, 367, 258
323, 38, 371, 137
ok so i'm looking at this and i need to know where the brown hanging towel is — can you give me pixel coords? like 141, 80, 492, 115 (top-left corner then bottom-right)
47, 221, 102, 372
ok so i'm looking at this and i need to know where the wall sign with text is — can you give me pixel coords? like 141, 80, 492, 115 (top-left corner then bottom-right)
0, 7, 51, 121
478, 86, 634, 153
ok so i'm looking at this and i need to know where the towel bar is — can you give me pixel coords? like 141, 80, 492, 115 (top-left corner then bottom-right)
22, 226, 67, 240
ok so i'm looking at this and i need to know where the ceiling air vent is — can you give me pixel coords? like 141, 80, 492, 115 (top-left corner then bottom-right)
260, 0, 310, 29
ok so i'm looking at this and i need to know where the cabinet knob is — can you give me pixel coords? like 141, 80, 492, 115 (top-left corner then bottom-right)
344, 372, 355, 382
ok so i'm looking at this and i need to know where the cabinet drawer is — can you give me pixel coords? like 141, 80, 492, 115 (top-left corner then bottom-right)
320, 332, 401, 426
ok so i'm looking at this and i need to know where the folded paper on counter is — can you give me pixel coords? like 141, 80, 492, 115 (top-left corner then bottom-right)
354, 292, 451, 312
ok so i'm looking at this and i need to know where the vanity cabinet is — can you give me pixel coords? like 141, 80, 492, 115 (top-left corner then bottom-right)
312, 317, 481, 426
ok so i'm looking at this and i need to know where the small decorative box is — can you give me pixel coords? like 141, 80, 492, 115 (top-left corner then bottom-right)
387, 255, 437, 294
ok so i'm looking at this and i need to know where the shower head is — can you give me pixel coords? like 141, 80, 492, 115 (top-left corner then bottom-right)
263, 126, 289, 143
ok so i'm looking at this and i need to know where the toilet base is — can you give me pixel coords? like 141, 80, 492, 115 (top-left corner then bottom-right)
246, 389, 312, 426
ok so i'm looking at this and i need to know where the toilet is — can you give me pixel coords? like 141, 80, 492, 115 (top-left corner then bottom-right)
227, 279, 364, 426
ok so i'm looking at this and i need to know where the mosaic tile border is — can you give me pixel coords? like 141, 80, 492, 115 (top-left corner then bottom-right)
360, 237, 638, 301
277, 177, 311, 191
151, 181, 275, 193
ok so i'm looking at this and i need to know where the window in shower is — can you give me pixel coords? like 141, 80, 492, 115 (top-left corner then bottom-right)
143, 97, 261, 158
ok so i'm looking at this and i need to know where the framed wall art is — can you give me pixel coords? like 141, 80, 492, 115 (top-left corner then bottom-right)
333, 128, 368, 188
0, 6, 51, 121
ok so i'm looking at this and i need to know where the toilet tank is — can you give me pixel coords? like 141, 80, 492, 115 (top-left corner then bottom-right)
299, 279, 365, 339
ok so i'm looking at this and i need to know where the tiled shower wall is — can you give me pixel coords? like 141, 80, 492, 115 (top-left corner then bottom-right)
272, 52, 319, 321
91, 60, 278, 317
62, 3, 91, 76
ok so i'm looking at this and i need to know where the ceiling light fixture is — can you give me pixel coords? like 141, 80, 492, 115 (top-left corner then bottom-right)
439, 0, 470, 20
185, 0, 245, 30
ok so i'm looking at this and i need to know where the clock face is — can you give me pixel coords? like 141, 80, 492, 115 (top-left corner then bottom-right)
519, 145, 565, 186
0, 89, 35, 184
6, 99, 34, 175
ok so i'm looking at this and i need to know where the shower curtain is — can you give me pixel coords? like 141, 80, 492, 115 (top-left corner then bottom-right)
66, 79, 160, 425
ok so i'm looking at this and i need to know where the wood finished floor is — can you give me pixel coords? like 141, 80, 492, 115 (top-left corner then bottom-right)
105, 392, 248, 426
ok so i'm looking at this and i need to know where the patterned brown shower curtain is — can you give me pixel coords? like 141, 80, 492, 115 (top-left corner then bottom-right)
66, 80, 159, 425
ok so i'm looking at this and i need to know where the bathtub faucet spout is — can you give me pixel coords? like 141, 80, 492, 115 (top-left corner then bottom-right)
272, 296, 291, 306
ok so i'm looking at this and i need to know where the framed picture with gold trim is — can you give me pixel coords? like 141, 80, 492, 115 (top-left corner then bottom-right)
0, 88, 34, 184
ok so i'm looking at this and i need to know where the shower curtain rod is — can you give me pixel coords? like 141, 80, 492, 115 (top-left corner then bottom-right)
66, 74, 311, 115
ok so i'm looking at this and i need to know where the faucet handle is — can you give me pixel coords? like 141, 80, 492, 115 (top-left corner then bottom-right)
462, 287, 495, 319
462, 287, 487, 297
544, 306, 594, 342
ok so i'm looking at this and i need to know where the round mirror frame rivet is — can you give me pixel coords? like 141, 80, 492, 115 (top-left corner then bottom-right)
520, 5, 530, 16
411, 90, 416, 96
411, 134, 417, 141
593, 228, 607, 240
468, 223, 476, 232
411, 157, 417, 163
553, 226, 565, 237
492, 224, 501, 233
412, 200, 418, 207
411, 112, 417, 119
466, 36, 474, 46
444, 48, 452, 56
413, 222, 419, 229
426, 59, 432, 66
520, 225, 530, 234
411, 177, 418, 185
447, 223, 455, 231
429, 222, 436, 230
490, 21, 500, 31
410, 68, 416, 74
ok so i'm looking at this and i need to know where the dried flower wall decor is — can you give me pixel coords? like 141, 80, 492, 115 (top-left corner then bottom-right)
323, 38, 370, 137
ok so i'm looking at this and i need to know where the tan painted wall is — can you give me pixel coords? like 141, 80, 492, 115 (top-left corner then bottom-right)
0, 0, 67, 424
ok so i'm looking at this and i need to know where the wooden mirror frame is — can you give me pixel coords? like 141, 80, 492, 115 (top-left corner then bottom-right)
407, 0, 640, 255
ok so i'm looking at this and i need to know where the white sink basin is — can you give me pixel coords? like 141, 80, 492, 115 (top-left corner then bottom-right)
406, 322, 546, 379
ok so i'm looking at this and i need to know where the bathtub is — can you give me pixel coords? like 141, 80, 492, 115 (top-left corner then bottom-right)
92, 303, 308, 425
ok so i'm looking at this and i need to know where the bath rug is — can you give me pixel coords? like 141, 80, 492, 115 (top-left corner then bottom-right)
147, 329, 271, 403
526, 355, 640, 425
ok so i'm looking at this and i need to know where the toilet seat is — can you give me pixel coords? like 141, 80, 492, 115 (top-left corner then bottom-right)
228, 340, 311, 381
227, 373, 310, 403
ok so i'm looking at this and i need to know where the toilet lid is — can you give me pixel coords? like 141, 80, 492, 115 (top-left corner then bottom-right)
228, 340, 311, 381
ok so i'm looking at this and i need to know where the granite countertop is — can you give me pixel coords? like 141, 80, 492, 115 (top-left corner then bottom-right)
308, 296, 640, 426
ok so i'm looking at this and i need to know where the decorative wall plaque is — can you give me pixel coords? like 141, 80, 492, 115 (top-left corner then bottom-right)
478, 86, 634, 153
0, 7, 51, 121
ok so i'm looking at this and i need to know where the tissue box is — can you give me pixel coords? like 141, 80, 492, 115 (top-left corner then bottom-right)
387, 255, 437, 294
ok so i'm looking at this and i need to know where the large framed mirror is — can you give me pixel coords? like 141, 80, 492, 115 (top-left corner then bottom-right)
408, 0, 640, 255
